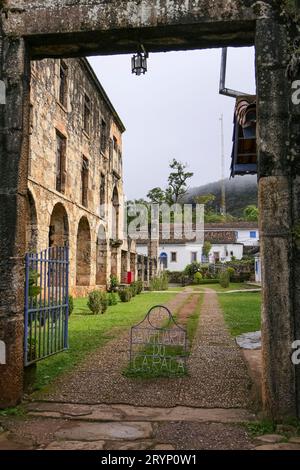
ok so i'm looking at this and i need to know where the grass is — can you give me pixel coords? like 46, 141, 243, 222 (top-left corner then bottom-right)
124, 293, 203, 379
34, 291, 175, 391
0, 406, 26, 418
218, 291, 261, 336
193, 282, 259, 292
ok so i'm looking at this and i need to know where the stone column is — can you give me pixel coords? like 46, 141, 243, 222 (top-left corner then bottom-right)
256, 16, 300, 419
0, 35, 30, 407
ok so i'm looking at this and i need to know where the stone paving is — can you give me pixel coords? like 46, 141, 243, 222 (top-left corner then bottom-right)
1, 289, 300, 450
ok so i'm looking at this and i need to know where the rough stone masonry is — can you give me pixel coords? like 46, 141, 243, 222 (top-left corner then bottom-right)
0, 1, 300, 419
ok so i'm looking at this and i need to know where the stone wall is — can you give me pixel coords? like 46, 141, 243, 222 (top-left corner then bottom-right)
27, 57, 126, 295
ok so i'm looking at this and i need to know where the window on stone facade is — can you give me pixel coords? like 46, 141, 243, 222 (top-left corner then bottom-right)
56, 131, 66, 193
191, 252, 197, 263
101, 119, 107, 153
59, 61, 68, 108
100, 174, 106, 218
171, 252, 177, 263
81, 156, 89, 207
83, 94, 91, 135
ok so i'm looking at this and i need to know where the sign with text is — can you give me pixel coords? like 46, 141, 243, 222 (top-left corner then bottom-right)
129, 305, 187, 376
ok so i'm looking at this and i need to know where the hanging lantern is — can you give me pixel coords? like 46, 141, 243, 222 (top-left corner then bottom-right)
132, 46, 148, 76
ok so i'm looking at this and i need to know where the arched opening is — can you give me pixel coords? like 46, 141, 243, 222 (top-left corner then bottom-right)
96, 225, 108, 285
160, 252, 168, 270
76, 216, 91, 286
25, 190, 38, 252
112, 186, 119, 240
49, 203, 69, 247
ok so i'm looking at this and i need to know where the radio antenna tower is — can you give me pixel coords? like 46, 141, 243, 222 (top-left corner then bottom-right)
220, 114, 226, 216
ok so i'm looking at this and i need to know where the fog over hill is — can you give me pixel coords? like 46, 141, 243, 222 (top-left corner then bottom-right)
185, 175, 258, 217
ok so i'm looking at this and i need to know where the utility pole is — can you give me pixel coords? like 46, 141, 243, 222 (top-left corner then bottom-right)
219, 114, 226, 216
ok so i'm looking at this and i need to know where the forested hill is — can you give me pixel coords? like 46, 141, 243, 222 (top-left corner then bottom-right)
185, 175, 258, 218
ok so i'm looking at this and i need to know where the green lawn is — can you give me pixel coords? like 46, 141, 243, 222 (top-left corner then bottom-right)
218, 291, 261, 336
34, 291, 175, 391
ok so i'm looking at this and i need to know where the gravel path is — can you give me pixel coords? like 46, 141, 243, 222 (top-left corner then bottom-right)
36, 289, 252, 408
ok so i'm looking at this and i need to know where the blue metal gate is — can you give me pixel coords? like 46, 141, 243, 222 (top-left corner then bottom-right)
24, 246, 69, 366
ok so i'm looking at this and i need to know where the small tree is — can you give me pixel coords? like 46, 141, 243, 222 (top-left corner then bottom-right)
88, 291, 108, 314
202, 241, 212, 259
219, 271, 230, 288
194, 272, 203, 284
184, 261, 201, 277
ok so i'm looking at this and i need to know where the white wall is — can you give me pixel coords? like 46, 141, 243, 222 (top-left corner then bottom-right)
255, 256, 261, 283
236, 229, 259, 246
137, 242, 244, 272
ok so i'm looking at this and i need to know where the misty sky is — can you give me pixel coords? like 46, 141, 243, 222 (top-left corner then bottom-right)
88, 47, 255, 201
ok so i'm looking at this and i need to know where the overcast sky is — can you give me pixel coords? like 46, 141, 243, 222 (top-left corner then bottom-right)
89, 47, 255, 201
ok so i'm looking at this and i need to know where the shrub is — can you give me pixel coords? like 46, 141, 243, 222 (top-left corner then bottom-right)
109, 275, 119, 292
227, 267, 235, 281
219, 271, 230, 288
184, 262, 201, 277
193, 272, 203, 284
108, 292, 118, 306
130, 282, 138, 297
119, 287, 132, 302
68, 295, 74, 316
87, 290, 108, 314
149, 272, 169, 291
136, 280, 143, 294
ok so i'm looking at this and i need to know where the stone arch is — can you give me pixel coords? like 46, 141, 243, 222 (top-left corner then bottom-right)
49, 203, 69, 247
25, 190, 38, 252
111, 186, 120, 240
96, 224, 108, 285
76, 216, 91, 286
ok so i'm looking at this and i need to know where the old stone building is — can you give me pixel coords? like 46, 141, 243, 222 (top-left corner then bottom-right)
26, 57, 137, 296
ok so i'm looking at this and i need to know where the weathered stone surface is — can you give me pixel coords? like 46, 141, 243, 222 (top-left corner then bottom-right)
255, 443, 300, 451
236, 331, 261, 350
27, 401, 256, 423
289, 436, 300, 444
255, 434, 284, 444
44, 440, 105, 450
106, 440, 153, 451
153, 444, 175, 450
55, 421, 153, 441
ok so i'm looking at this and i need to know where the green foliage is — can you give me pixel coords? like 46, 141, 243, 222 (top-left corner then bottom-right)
243, 204, 259, 221
109, 275, 119, 292
245, 420, 275, 437
130, 282, 138, 297
147, 159, 193, 204
227, 267, 235, 281
68, 295, 74, 316
193, 272, 203, 284
118, 287, 132, 303
87, 290, 108, 314
136, 280, 143, 294
184, 261, 201, 277
149, 272, 169, 291
108, 292, 118, 306
202, 241, 212, 259
28, 269, 42, 299
219, 270, 230, 288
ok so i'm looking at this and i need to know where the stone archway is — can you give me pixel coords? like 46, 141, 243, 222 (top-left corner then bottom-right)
25, 190, 38, 252
76, 216, 91, 286
49, 203, 69, 248
0, 1, 299, 418
96, 224, 108, 286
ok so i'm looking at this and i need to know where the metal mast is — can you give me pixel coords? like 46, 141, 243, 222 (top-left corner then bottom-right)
220, 114, 226, 216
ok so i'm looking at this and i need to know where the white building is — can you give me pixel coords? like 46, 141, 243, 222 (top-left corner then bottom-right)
137, 222, 257, 272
